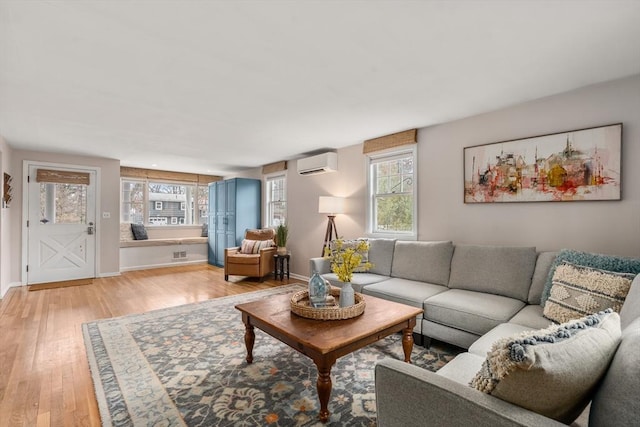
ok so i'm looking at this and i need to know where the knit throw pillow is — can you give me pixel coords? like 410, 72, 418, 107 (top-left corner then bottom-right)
541, 249, 640, 306
543, 261, 634, 323
240, 239, 274, 254
470, 310, 621, 424
328, 239, 369, 273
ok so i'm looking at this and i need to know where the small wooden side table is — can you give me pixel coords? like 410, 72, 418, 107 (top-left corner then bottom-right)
273, 253, 290, 280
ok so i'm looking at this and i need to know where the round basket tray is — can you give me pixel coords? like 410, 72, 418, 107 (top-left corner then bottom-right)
290, 287, 366, 320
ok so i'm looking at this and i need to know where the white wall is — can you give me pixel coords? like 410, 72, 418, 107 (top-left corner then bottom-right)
7, 150, 121, 292
282, 74, 640, 278
0, 136, 15, 298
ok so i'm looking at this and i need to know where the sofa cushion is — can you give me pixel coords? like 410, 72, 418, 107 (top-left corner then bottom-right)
367, 238, 396, 276
528, 251, 558, 304
541, 249, 640, 306
543, 261, 634, 323
424, 289, 525, 336
435, 352, 485, 386
322, 272, 389, 293
589, 317, 640, 427
448, 245, 537, 302
245, 228, 276, 241
468, 323, 533, 358
362, 277, 448, 309
130, 223, 148, 240
390, 241, 454, 286
240, 239, 274, 254
508, 305, 552, 330
470, 310, 621, 424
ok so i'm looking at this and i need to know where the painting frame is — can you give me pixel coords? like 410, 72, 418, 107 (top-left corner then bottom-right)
463, 123, 622, 204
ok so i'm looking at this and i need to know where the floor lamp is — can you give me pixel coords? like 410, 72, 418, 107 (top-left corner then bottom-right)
319, 196, 345, 256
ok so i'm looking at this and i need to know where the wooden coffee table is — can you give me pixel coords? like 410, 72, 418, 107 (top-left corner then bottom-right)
235, 291, 423, 423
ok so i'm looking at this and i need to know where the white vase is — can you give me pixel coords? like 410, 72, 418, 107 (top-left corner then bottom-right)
339, 282, 355, 307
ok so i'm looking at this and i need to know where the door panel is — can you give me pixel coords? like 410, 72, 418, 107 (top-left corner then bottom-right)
27, 165, 96, 284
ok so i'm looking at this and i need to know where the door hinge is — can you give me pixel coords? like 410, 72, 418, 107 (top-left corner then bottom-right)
26, 265, 29, 272
27, 175, 30, 183
27, 220, 29, 227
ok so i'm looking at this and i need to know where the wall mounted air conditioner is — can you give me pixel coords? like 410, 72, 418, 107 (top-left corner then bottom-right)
297, 152, 338, 175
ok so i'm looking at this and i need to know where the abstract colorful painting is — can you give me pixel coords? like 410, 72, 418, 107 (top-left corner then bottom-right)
464, 123, 622, 203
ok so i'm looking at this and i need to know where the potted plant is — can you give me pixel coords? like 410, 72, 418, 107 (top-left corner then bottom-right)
276, 224, 289, 255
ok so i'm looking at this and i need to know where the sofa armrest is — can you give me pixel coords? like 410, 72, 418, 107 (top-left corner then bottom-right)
224, 246, 240, 256
375, 359, 564, 427
310, 257, 331, 275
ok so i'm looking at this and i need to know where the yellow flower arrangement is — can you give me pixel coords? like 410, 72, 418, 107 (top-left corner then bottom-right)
324, 239, 373, 283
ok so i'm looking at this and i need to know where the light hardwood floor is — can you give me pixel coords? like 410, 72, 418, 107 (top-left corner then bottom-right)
0, 264, 297, 427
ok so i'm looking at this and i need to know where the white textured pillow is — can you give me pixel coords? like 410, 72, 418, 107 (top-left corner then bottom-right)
470, 310, 621, 424
120, 222, 134, 241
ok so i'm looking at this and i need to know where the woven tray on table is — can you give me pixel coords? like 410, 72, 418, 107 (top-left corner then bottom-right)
290, 287, 366, 320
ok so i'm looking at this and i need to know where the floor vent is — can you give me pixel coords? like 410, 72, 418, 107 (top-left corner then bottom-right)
172, 251, 188, 260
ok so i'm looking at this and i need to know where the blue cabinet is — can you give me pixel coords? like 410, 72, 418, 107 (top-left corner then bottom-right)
208, 178, 261, 267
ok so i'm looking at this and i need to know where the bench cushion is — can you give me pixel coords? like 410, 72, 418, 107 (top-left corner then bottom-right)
120, 237, 207, 248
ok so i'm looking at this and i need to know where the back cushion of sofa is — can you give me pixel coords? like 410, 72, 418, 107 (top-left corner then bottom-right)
390, 241, 454, 285
448, 245, 537, 301
367, 238, 396, 276
528, 251, 558, 304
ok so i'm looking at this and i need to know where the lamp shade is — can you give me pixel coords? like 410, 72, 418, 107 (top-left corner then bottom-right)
318, 196, 345, 214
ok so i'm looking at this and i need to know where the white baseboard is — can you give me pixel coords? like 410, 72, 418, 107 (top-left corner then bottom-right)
98, 271, 121, 278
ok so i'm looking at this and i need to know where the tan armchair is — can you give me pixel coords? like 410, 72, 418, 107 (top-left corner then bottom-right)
224, 228, 276, 281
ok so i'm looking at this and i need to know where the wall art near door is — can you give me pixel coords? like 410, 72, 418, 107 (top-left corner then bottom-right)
464, 123, 622, 203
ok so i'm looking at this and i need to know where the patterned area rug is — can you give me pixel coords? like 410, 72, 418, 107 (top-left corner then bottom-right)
83, 284, 461, 426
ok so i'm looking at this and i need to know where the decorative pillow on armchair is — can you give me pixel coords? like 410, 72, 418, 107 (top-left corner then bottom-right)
543, 261, 634, 323
470, 310, 621, 424
240, 239, 274, 254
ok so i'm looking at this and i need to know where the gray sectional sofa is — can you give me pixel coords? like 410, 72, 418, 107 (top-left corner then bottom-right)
310, 239, 556, 348
310, 239, 640, 426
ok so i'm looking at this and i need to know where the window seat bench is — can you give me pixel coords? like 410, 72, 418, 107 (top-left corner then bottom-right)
119, 224, 209, 272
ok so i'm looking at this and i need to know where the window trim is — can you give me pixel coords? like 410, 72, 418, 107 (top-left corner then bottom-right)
264, 171, 287, 228
366, 146, 418, 240
120, 177, 209, 226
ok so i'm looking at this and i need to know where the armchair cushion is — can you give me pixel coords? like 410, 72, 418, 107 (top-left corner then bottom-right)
240, 239, 274, 254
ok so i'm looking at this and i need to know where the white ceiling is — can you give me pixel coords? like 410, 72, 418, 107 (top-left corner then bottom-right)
1, 1, 639, 176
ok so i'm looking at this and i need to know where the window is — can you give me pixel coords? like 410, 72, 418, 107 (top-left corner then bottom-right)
121, 179, 209, 226
368, 148, 417, 237
266, 174, 287, 227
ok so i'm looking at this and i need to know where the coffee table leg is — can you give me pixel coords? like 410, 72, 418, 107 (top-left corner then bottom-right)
402, 327, 414, 363
244, 322, 255, 364
316, 359, 335, 423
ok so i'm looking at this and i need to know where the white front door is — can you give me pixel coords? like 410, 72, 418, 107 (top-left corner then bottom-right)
27, 164, 97, 284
